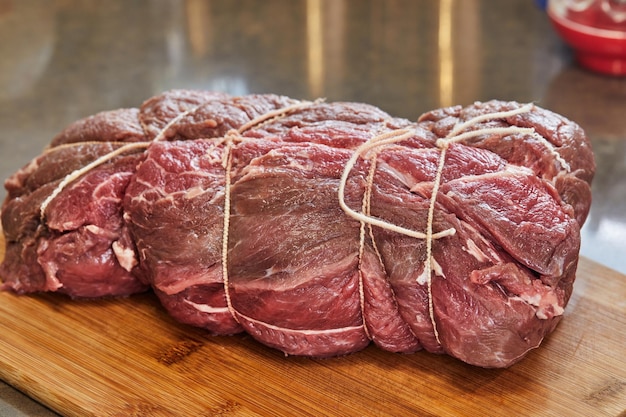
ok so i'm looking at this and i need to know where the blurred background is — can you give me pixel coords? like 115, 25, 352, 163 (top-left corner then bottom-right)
0, 0, 625, 414
1, 1, 625, 270
1, 0, 624, 269
0, 1, 568, 121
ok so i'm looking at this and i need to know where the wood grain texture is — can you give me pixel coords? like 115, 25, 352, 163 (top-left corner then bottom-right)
0, 234, 625, 417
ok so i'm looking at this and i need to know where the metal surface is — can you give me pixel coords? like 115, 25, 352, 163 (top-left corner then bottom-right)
0, 1, 624, 414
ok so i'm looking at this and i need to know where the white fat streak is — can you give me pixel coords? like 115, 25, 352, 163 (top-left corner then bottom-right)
431, 257, 445, 278
184, 185, 207, 200
92, 172, 129, 199
183, 299, 231, 315
237, 311, 364, 336
84, 224, 105, 235
530, 131, 571, 172
464, 238, 489, 263
509, 292, 565, 320
112, 241, 138, 272
416, 261, 430, 286
537, 305, 565, 320
455, 217, 504, 263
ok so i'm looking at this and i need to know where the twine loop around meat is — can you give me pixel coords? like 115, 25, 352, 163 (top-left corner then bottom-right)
338, 102, 570, 344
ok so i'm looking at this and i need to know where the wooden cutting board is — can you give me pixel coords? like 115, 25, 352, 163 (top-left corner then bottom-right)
0, 235, 625, 417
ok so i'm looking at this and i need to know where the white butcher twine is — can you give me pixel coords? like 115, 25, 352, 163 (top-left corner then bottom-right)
39, 141, 151, 221
219, 100, 324, 324
338, 102, 570, 345
40, 102, 217, 221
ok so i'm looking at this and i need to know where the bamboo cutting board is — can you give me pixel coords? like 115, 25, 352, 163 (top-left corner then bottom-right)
0, 236, 625, 417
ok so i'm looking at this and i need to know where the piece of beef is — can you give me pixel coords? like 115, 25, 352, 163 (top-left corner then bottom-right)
147, 94, 301, 141
0, 91, 595, 368
123, 139, 242, 335
124, 135, 580, 366
122, 97, 588, 367
418, 101, 595, 225
1, 143, 148, 297
49, 108, 146, 147
138, 90, 230, 140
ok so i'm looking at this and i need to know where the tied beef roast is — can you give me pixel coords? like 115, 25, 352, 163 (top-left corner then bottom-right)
0, 90, 595, 368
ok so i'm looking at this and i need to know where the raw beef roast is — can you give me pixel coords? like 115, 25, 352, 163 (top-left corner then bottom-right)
0, 90, 595, 368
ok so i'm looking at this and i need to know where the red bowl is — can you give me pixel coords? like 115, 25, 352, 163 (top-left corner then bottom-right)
548, 3, 626, 76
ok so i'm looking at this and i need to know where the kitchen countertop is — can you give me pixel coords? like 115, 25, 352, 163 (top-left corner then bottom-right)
0, 1, 624, 415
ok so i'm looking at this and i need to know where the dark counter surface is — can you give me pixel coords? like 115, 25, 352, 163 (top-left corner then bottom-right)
0, 1, 624, 415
